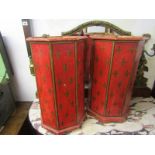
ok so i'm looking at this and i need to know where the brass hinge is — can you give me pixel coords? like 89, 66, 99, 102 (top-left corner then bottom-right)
29, 57, 35, 76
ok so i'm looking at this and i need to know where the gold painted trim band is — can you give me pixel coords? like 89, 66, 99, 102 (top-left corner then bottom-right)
28, 40, 84, 44
74, 41, 79, 123
104, 41, 115, 116
94, 40, 141, 43
49, 43, 59, 128
89, 40, 95, 109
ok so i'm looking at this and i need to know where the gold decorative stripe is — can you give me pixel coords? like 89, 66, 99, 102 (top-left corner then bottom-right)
50, 41, 74, 44
29, 42, 48, 44
104, 41, 115, 116
29, 40, 84, 44
49, 43, 59, 128
74, 41, 79, 123
29, 41, 73, 44
94, 40, 141, 43
89, 40, 95, 109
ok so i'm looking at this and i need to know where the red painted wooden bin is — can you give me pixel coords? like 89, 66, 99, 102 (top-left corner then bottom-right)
27, 36, 87, 134
87, 35, 144, 122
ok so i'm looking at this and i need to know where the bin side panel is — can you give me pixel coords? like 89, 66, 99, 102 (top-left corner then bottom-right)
123, 41, 144, 115
91, 41, 113, 115
52, 43, 77, 129
31, 43, 57, 129
106, 42, 138, 116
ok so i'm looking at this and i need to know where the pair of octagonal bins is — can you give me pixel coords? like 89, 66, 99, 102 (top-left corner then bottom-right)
27, 35, 144, 134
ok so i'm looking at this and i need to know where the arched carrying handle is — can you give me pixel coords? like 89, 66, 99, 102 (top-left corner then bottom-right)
62, 20, 131, 36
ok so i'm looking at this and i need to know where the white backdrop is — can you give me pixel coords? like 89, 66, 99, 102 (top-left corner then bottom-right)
0, 19, 155, 101
0, 20, 36, 101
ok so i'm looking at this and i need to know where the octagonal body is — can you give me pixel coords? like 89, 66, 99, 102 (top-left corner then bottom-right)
27, 36, 87, 134
87, 35, 144, 122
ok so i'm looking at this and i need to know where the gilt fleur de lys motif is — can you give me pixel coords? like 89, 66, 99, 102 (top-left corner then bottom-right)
69, 77, 73, 84
67, 50, 72, 56
63, 64, 68, 72
121, 58, 127, 66
110, 92, 114, 98
65, 112, 69, 118
113, 102, 117, 106
130, 47, 135, 53
57, 79, 62, 86
64, 90, 69, 97
56, 51, 60, 59
102, 83, 107, 88
117, 81, 122, 88
99, 70, 103, 76
125, 70, 129, 77
48, 88, 53, 94
113, 70, 119, 77
116, 46, 122, 53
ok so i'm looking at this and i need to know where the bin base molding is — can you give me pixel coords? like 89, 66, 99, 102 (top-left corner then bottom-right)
41, 114, 85, 135
87, 108, 129, 123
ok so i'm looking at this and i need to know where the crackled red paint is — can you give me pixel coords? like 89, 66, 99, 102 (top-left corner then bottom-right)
88, 35, 144, 123
27, 36, 87, 134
